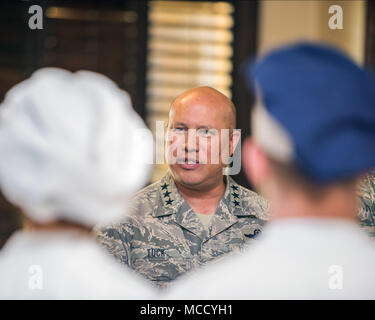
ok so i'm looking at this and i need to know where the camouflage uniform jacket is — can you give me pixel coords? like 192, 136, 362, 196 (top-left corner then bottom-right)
96, 171, 269, 288
358, 171, 375, 238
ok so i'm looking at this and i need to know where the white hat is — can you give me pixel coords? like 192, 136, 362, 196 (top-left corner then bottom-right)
0, 68, 152, 226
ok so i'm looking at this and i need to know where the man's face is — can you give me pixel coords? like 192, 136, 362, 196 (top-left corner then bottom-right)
166, 92, 234, 190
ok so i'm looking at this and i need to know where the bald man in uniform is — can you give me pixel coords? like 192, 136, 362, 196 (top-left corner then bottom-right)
96, 87, 269, 288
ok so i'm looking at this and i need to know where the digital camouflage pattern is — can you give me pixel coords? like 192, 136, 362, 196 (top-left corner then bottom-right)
95, 171, 269, 288
358, 172, 375, 238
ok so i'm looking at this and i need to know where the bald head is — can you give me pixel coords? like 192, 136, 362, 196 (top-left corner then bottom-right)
166, 86, 240, 189
170, 86, 236, 130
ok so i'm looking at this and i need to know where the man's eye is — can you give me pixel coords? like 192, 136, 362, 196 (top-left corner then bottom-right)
172, 127, 185, 133
198, 129, 215, 136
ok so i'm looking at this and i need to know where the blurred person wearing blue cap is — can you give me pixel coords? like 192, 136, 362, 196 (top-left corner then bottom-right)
166, 42, 375, 299
0, 68, 156, 299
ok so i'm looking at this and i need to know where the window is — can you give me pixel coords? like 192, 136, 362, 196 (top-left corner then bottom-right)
146, 0, 235, 181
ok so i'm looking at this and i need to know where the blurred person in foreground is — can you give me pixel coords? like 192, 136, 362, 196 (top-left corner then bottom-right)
0, 68, 155, 299
167, 42, 375, 299
96, 86, 269, 289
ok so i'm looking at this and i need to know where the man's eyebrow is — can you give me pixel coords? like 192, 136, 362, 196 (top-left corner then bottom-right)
173, 122, 213, 129
174, 122, 188, 127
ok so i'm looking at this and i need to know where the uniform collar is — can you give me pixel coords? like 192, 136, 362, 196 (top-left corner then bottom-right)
224, 176, 249, 216
153, 171, 252, 217
208, 176, 246, 239
153, 172, 253, 240
153, 171, 184, 218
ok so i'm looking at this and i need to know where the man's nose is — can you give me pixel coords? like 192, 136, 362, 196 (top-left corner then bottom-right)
183, 130, 199, 153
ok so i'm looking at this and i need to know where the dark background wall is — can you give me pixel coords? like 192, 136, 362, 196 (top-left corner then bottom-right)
0, 0, 148, 118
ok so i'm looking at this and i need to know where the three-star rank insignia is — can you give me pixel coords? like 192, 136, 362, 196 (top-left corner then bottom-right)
230, 184, 242, 208
160, 182, 175, 207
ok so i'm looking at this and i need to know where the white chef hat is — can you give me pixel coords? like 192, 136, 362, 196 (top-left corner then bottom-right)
0, 68, 153, 226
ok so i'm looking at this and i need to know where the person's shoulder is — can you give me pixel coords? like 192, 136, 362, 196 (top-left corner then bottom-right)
127, 180, 161, 219
230, 178, 270, 220
236, 183, 263, 201
132, 180, 160, 203
359, 172, 375, 207
94, 180, 163, 237
54, 240, 157, 299
168, 247, 257, 299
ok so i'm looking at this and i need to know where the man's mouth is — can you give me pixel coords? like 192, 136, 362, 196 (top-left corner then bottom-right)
177, 158, 200, 169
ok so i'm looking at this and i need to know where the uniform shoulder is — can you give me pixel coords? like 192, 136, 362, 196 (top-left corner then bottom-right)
94, 180, 162, 236
233, 181, 270, 220
358, 172, 375, 238
359, 172, 375, 206
132, 180, 160, 201
127, 180, 161, 220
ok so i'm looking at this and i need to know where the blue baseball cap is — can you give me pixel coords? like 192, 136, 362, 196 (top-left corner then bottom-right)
246, 42, 375, 183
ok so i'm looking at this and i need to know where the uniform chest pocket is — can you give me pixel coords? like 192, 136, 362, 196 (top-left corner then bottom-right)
130, 248, 192, 282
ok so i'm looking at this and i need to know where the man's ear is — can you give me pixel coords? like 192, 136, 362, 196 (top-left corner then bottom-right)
242, 137, 269, 187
